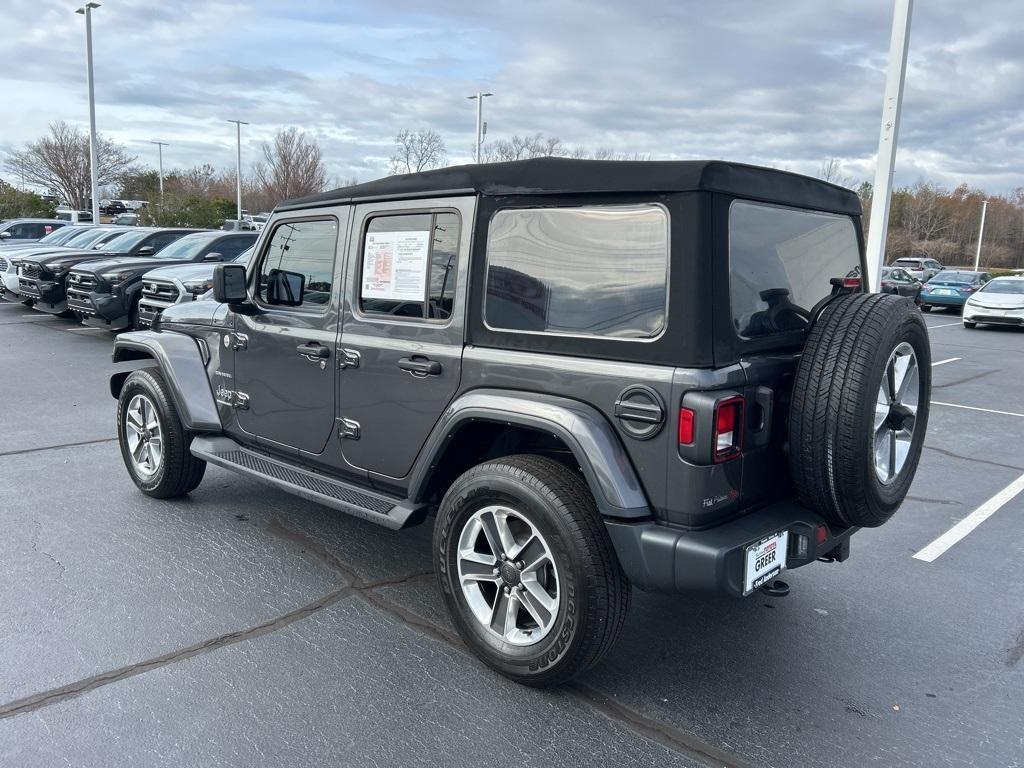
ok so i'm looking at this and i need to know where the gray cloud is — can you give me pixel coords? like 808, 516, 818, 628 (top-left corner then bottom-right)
2, 0, 1022, 193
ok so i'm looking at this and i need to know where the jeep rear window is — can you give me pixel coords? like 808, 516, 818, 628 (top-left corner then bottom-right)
729, 201, 859, 339
484, 204, 669, 339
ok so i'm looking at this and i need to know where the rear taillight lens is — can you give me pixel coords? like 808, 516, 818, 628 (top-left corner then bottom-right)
842, 277, 861, 289
713, 396, 744, 462
678, 407, 695, 445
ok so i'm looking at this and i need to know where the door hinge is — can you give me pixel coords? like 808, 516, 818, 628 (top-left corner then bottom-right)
222, 332, 248, 351
339, 348, 361, 369
339, 418, 361, 440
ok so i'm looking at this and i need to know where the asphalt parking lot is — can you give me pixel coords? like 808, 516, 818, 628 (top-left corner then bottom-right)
1, 302, 1022, 768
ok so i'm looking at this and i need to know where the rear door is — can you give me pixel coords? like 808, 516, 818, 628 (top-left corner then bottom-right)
338, 197, 474, 481
232, 214, 344, 455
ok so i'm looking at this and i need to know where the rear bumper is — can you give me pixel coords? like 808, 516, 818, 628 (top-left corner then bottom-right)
605, 500, 857, 596
920, 294, 966, 307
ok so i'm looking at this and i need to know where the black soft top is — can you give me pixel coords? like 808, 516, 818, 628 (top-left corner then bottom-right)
279, 157, 861, 216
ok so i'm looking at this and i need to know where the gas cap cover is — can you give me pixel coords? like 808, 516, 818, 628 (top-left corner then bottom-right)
613, 385, 666, 440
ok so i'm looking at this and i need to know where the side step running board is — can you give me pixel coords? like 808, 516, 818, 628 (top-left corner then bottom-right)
190, 436, 426, 530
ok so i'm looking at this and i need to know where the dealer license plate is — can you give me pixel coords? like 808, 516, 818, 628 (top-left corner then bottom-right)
743, 531, 789, 595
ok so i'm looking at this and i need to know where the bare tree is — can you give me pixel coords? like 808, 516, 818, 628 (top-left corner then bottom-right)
253, 127, 328, 205
482, 133, 564, 162
390, 129, 447, 174
4, 121, 137, 209
818, 157, 855, 189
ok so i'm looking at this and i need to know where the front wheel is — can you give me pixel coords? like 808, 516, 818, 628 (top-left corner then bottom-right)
117, 368, 206, 498
433, 455, 630, 687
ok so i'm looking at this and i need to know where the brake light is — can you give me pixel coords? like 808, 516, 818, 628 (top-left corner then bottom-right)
842, 277, 861, 289
678, 407, 695, 445
713, 396, 744, 462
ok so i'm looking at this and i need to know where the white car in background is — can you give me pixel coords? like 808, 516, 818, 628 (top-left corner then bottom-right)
962, 276, 1024, 329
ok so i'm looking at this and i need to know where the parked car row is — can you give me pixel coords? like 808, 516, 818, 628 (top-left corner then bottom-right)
0, 225, 257, 331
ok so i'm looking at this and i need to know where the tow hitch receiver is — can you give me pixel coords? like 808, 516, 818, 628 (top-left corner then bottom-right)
760, 579, 790, 597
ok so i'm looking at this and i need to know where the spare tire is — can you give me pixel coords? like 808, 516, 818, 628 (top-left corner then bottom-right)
789, 293, 930, 528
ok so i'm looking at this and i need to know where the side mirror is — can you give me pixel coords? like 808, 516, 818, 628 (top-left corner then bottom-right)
0, 232, 10, 239
213, 263, 247, 304
203, 252, 223, 262
266, 268, 305, 306
136, 245, 155, 256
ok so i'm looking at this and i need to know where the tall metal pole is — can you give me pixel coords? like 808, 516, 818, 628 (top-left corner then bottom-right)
973, 200, 988, 271
77, 3, 101, 224
227, 119, 248, 220
466, 92, 492, 163
865, 0, 913, 292
150, 141, 168, 206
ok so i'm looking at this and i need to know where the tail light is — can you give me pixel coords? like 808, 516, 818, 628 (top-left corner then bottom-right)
841, 276, 861, 289
678, 407, 695, 445
713, 396, 744, 462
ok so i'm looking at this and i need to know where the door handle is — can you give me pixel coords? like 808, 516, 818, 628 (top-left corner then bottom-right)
398, 357, 442, 376
296, 342, 330, 359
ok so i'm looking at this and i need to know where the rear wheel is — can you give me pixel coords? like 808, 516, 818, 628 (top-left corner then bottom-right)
117, 368, 206, 498
434, 455, 630, 687
789, 293, 930, 528
920, 304, 931, 312
963, 321, 977, 329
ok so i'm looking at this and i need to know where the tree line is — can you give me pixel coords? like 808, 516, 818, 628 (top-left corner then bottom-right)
2, 123, 1022, 269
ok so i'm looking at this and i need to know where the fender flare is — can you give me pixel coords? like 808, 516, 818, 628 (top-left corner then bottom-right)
409, 389, 651, 519
110, 330, 221, 432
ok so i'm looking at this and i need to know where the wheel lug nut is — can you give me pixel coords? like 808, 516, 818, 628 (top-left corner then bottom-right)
516, 561, 524, 569
492, 568, 500, 576
504, 586, 510, 594
500, 553, 507, 561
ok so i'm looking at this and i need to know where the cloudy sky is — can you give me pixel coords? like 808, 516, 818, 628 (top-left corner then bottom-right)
2, 0, 1022, 193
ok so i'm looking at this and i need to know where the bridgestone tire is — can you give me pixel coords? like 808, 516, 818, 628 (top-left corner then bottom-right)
433, 455, 630, 687
117, 368, 206, 498
789, 293, 930, 528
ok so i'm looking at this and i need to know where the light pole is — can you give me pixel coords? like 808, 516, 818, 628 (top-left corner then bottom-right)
466, 92, 493, 163
973, 200, 988, 271
227, 119, 249, 220
865, 0, 914, 292
150, 141, 168, 206
76, 2, 101, 224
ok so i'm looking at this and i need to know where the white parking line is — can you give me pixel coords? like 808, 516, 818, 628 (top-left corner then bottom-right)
931, 357, 961, 366
931, 401, 1024, 418
913, 472, 1024, 562
926, 321, 962, 329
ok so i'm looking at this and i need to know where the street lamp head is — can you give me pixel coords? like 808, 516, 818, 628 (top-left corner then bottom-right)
76, 2, 100, 12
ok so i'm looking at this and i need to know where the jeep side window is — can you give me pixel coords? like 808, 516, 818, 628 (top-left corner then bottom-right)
359, 212, 460, 320
257, 219, 337, 307
729, 201, 860, 338
484, 204, 669, 339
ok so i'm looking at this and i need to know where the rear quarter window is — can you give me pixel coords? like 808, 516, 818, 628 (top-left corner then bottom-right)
729, 201, 859, 338
484, 204, 669, 339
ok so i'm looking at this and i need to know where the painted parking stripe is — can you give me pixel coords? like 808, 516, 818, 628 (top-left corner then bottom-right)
926, 321, 962, 329
931, 357, 961, 367
931, 401, 1024, 418
913, 472, 1024, 562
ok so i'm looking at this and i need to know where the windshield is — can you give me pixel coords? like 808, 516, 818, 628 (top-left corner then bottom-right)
66, 228, 118, 248
895, 259, 922, 266
102, 229, 153, 252
151, 233, 216, 260
931, 271, 978, 284
235, 246, 254, 265
979, 280, 1024, 295
36, 227, 79, 245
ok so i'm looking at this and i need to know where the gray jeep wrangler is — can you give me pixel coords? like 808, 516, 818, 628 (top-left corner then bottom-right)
109, 158, 930, 686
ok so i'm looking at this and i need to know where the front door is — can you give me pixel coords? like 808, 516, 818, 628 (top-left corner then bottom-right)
338, 197, 474, 480
232, 215, 344, 455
